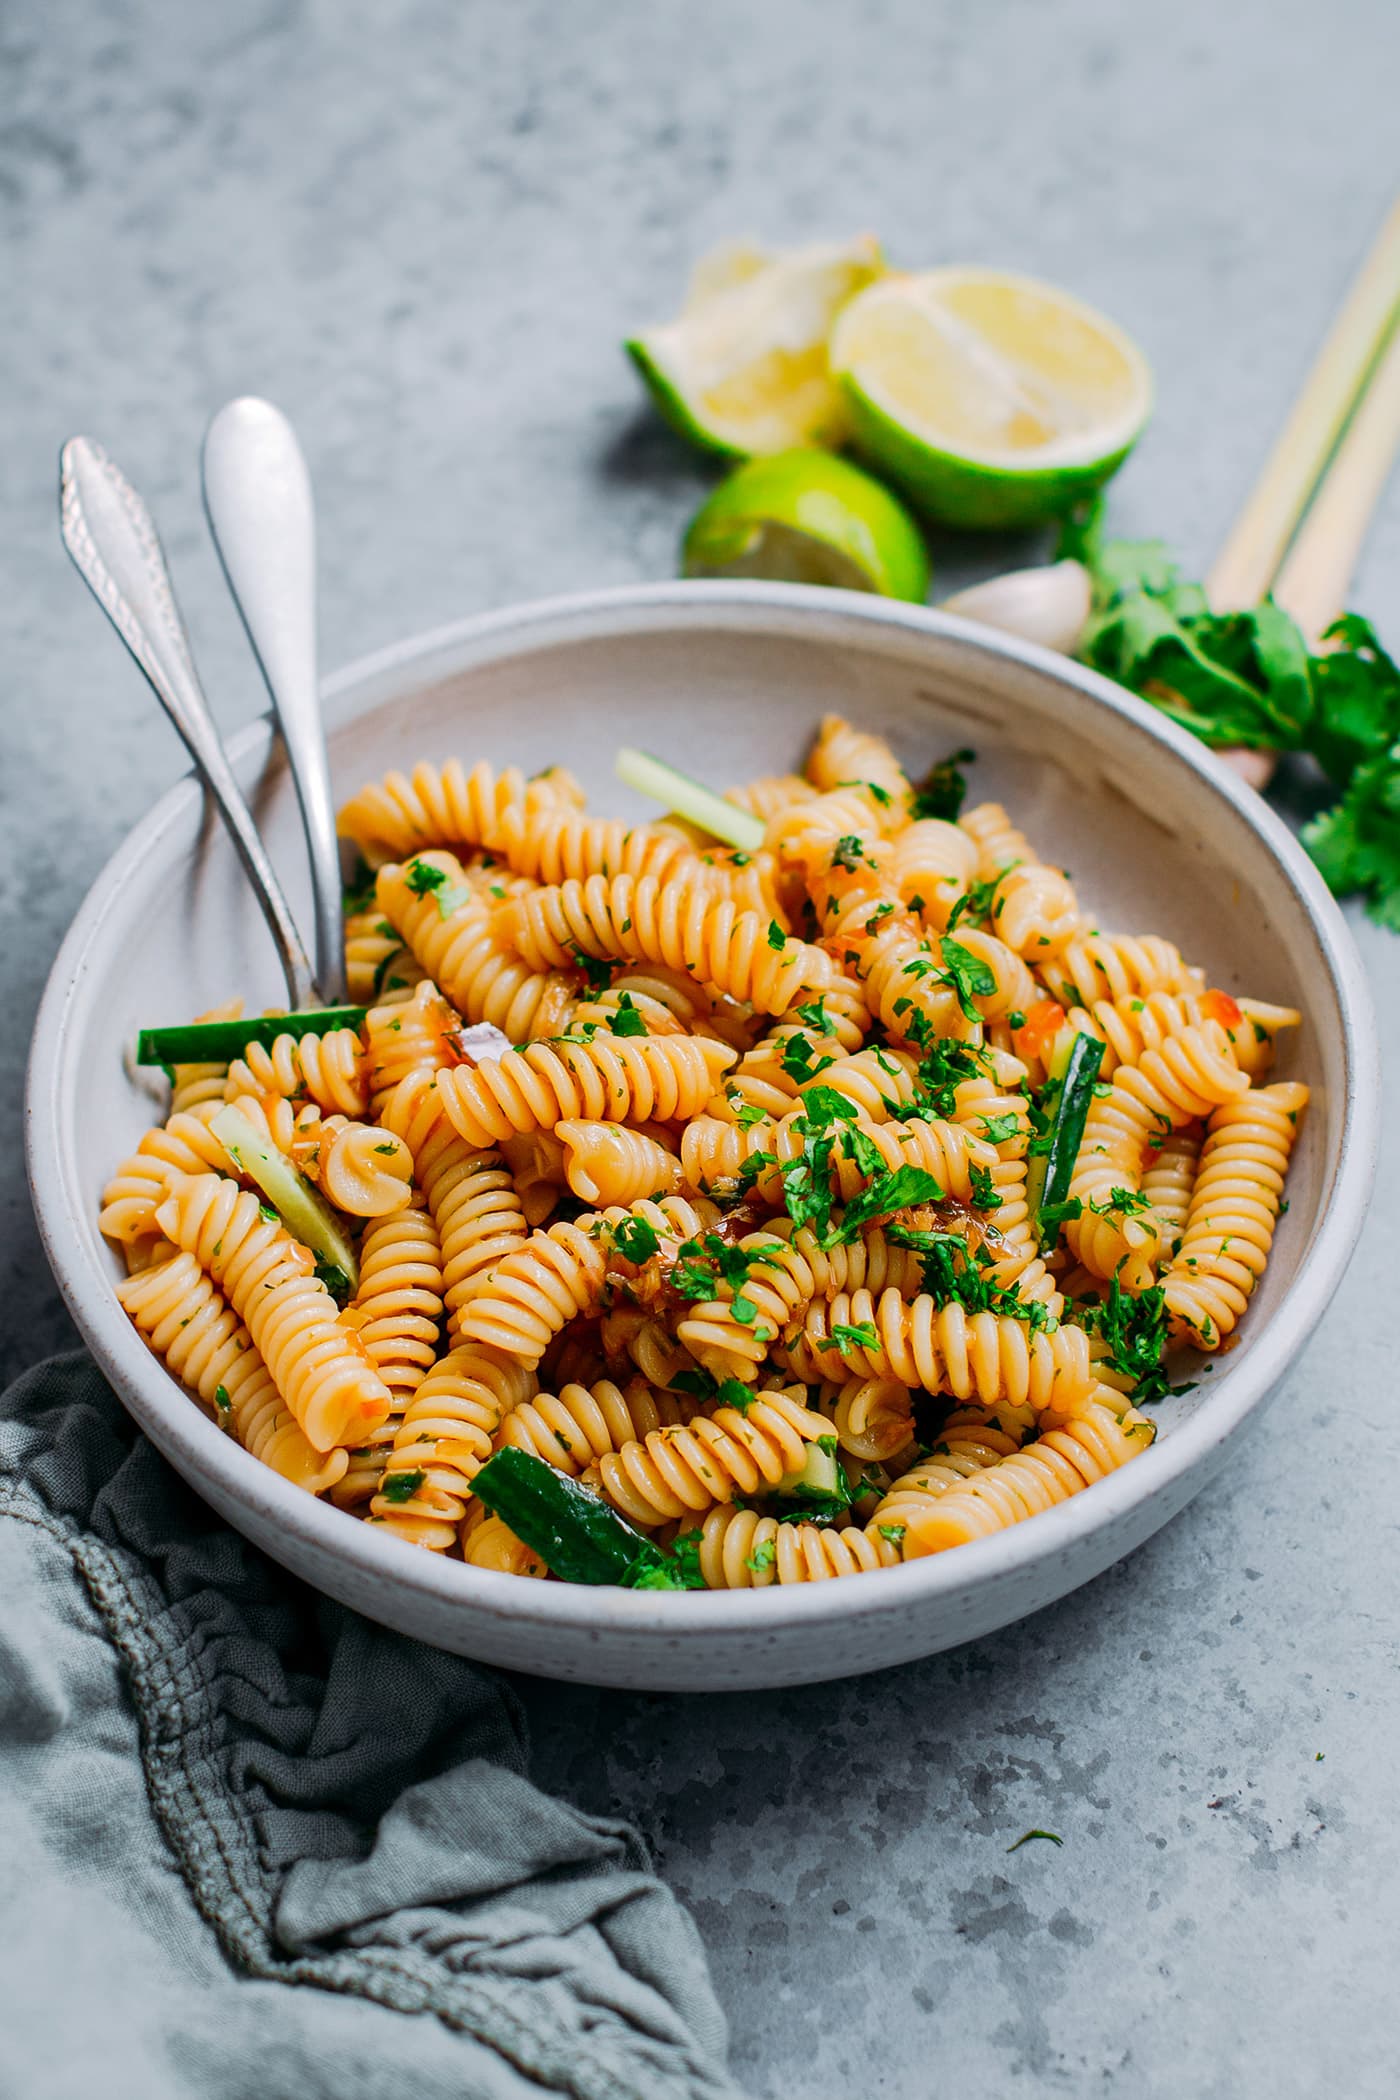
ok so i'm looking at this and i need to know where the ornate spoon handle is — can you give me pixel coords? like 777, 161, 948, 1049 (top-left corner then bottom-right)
59, 435, 317, 1011
202, 398, 346, 1003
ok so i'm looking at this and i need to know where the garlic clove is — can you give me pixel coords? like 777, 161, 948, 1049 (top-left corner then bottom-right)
940, 559, 1093, 656
1217, 746, 1278, 792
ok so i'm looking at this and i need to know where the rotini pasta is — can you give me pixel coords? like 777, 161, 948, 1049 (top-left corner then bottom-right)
117, 1253, 347, 1495
494, 872, 833, 1016
377, 853, 579, 1042
154, 1174, 392, 1451
103, 725, 1309, 1594
1164, 1083, 1307, 1348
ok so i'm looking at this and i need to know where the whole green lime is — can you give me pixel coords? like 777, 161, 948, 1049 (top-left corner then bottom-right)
681, 449, 930, 601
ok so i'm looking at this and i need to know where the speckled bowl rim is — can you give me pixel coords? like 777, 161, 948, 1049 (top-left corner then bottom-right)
26, 581, 1380, 1652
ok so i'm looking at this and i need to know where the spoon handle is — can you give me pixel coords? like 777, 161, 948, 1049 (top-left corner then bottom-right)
59, 436, 318, 1012
201, 398, 346, 1004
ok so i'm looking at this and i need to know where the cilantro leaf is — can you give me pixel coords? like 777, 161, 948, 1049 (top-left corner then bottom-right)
977, 1112, 1022, 1145
835, 1164, 945, 1238
937, 935, 997, 1020
379, 1467, 425, 1504
611, 1214, 660, 1265
767, 919, 788, 952
912, 747, 975, 822
572, 950, 615, 993
780, 1032, 835, 1085
1303, 744, 1400, 930
313, 1255, 351, 1303
609, 991, 649, 1038
826, 1320, 879, 1353
1059, 505, 1400, 928
1083, 1276, 1174, 1402
404, 857, 448, 896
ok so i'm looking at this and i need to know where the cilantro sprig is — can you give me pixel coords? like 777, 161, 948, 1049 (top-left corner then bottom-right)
1062, 504, 1400, 929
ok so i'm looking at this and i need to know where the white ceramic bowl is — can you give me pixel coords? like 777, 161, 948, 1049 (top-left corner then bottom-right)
26, 583, 1378, 1690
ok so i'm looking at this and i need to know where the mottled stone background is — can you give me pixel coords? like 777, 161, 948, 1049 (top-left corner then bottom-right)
3, 2, 1398, 2093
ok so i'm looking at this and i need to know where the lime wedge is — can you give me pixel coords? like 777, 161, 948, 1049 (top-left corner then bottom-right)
627, 236, 884, 458
829, 267, 1152, 528
681, 450, 930, 602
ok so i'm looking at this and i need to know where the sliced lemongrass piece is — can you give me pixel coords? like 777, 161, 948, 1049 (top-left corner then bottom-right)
211, 1103, 359, 1294
1272, 318, 1400, 644
1207, 198, 1400, 612
137, 1007, 366, 1067
615, 748, 765, 852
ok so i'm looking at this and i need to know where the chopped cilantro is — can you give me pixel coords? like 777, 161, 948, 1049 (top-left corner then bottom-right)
669, 1366, 717, 1399
911, 747, 975, 822
572, 950, 614, 993
767, 919, 788, 952
404, 858, 448, 896
940, 935, 997, 1019
313, 1255, 352, 1303
1089, 1185, 1154, 1218
945, 877, 999, 933
669, 1530, 707, 1589
610, 991, 648, 1038
612, 1215, 661, 1265
380, 1468, 426, 1504
977, 1112, 1022, 1145
213, 1384, 231, 1413
835, 1164, 946, 1238
1082, 1276, 1179, 1403
746, 1538, 777, 1573
780, 1031, 835, 1085
830, 834, 872, 872
826, 1320, 880, 1353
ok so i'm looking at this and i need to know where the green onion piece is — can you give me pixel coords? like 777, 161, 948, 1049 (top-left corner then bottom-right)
471, 1447, 673, 1585
137, 1007, 367, 1068
210, 1104, 359, 1294
615, 747, 765, 853
1027, 1032, 1106, 1251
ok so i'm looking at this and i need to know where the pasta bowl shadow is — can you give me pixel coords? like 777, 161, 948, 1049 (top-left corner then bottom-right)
26, 582, 1379, 1690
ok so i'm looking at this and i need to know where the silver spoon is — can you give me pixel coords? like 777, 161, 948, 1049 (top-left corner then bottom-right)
201, 397, 346, 1003
59, 436, 319, 1011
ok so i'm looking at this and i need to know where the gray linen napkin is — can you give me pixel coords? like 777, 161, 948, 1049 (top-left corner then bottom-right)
0, 1352, 750, 2100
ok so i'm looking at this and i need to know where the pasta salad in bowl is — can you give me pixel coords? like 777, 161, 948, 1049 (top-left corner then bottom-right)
27, 583, 1377, 1688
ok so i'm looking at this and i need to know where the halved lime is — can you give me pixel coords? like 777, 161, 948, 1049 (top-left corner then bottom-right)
829, 267, 1153, 528
681, 449, 930, 602
626, 236, 884, 458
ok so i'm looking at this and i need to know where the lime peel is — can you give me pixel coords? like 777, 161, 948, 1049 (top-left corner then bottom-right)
681, 449, 930, 603
626, 235, 885, 458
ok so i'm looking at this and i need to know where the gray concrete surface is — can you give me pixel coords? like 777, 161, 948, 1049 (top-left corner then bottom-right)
4, 2, 1398, 2093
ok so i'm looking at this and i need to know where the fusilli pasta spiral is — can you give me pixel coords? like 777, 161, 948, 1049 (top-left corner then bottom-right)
103, 721, 1311, 1598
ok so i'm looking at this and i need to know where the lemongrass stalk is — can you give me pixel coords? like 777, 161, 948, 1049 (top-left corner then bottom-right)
615, 748, 765, 852
1207, 199, 1400, 612
1272, 318, 1400, 644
